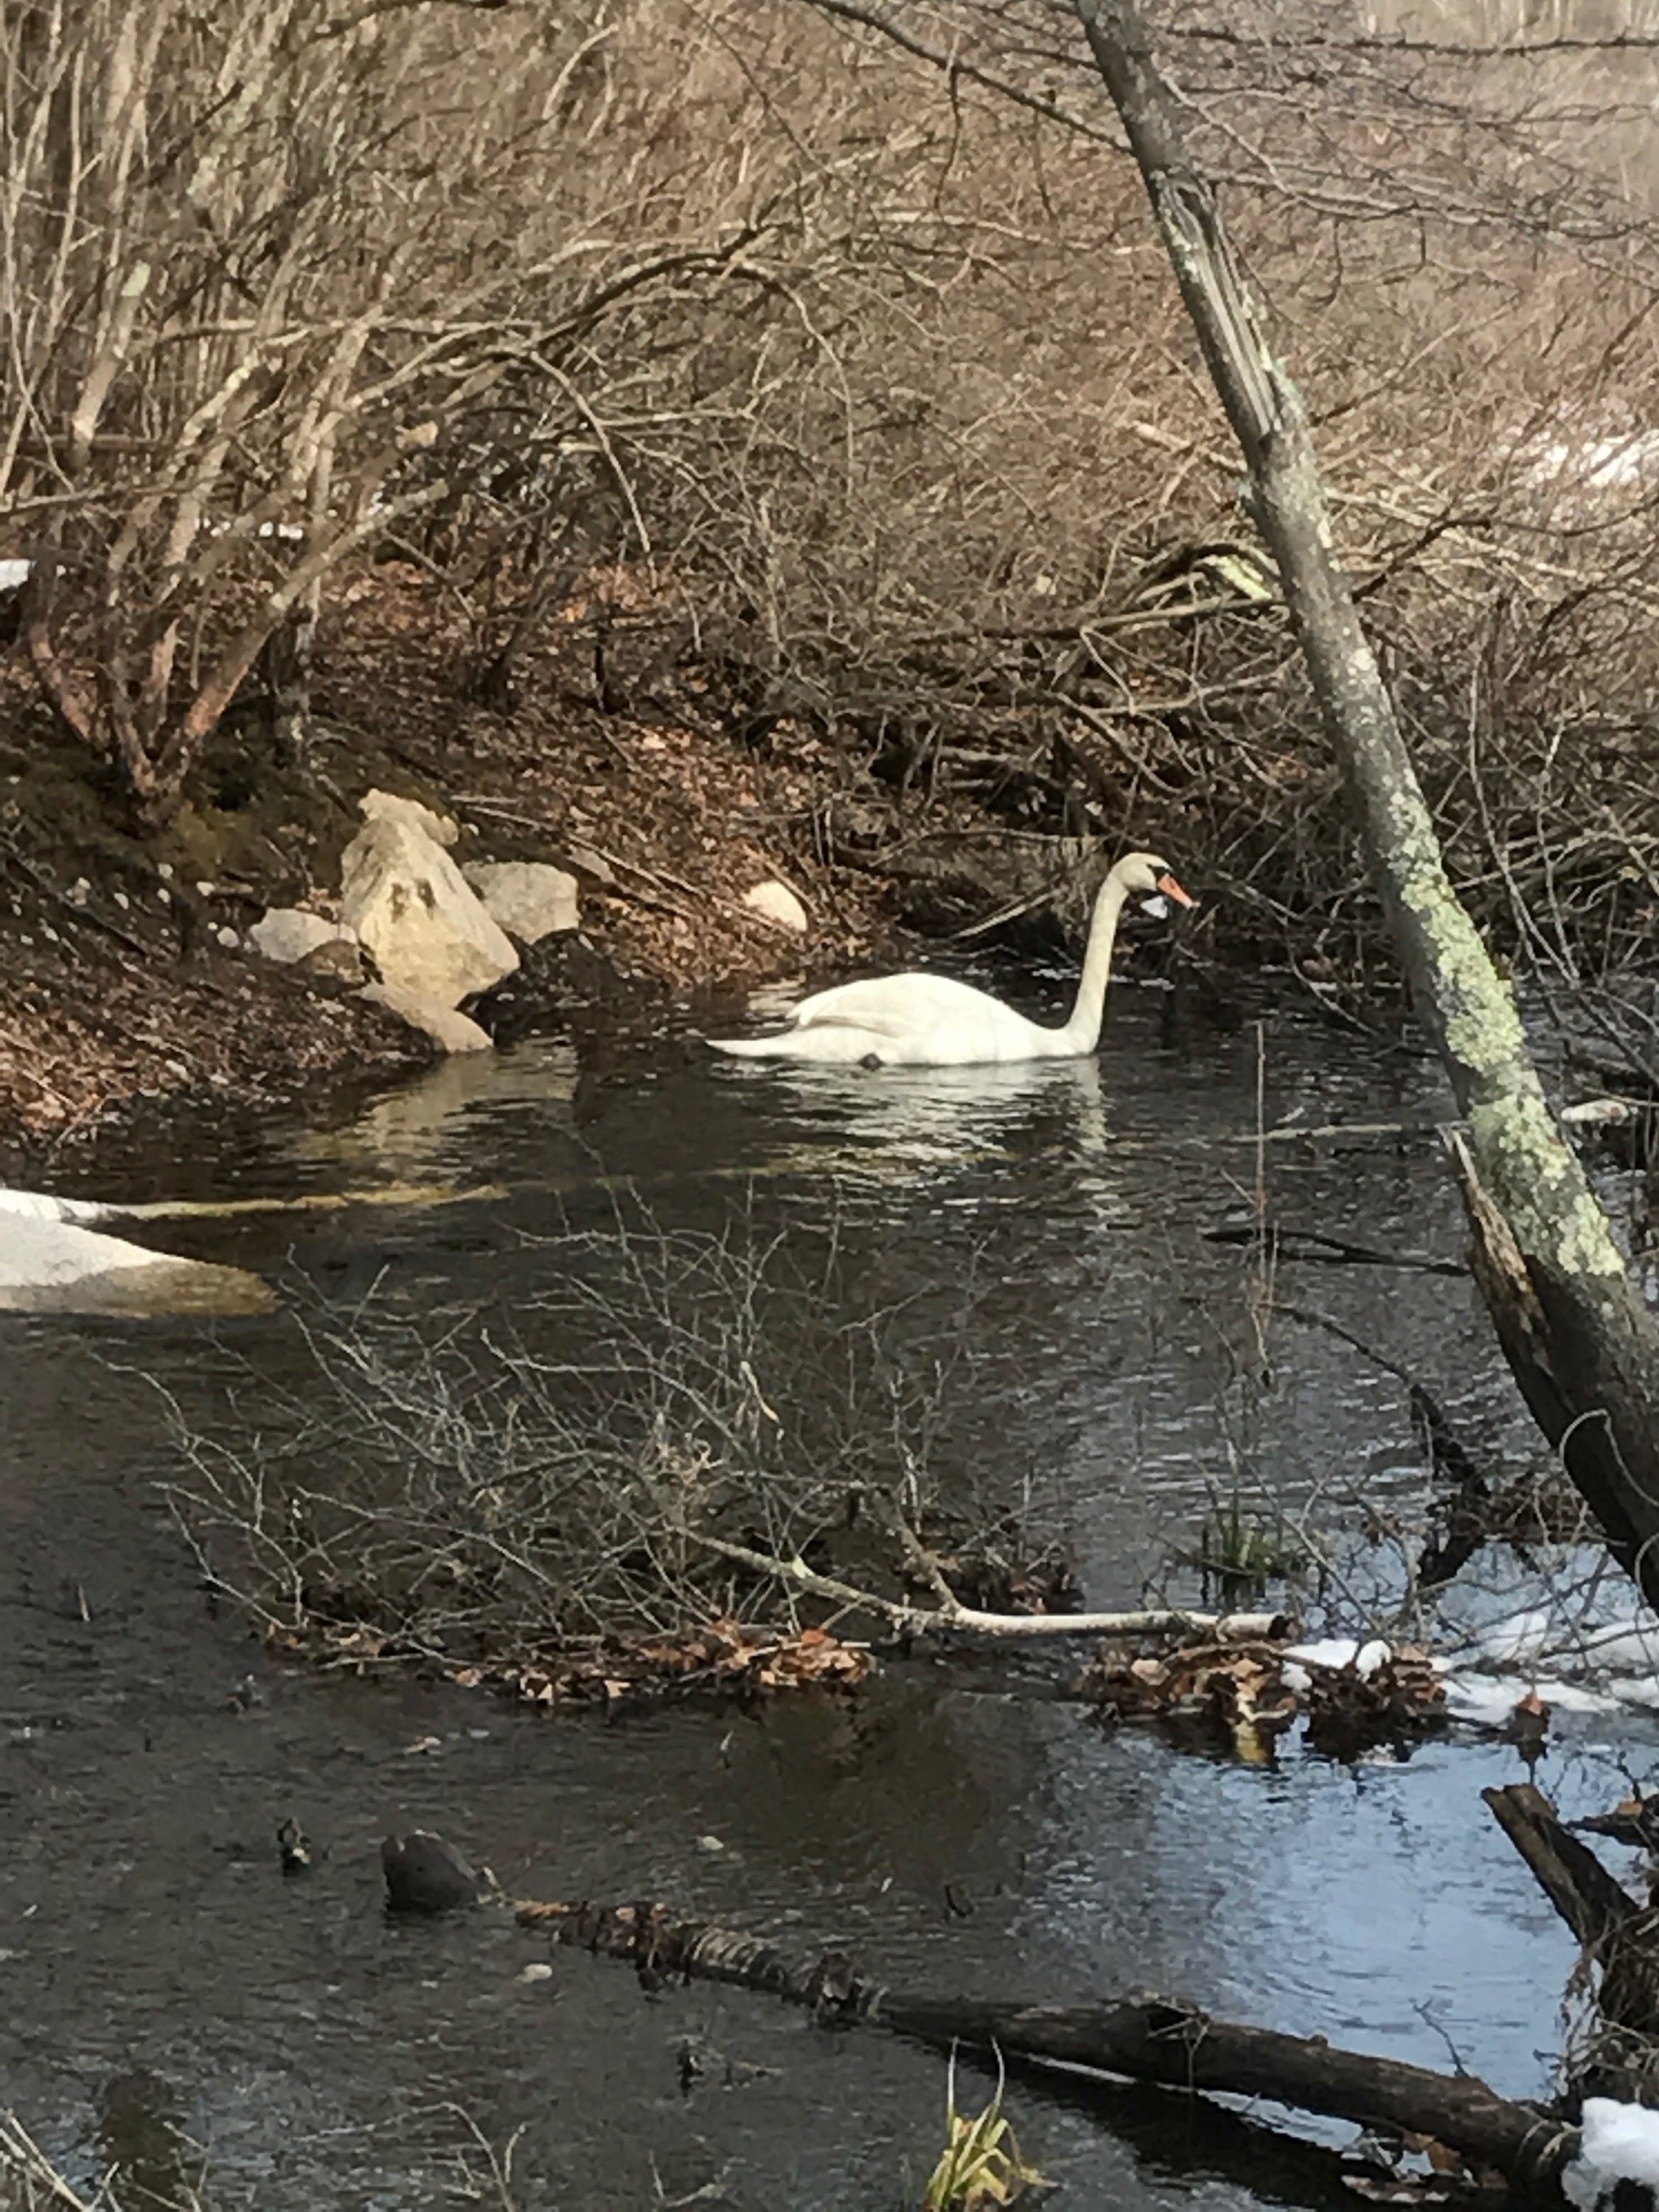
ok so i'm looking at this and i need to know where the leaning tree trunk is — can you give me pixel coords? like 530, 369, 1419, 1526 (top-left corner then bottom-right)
1073, 0, 1659, 1609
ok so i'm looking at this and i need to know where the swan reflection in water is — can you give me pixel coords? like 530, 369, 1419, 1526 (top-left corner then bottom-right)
723, 1048, 1125, 1197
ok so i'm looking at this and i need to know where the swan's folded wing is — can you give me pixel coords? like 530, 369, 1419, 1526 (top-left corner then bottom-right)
789, 973, 992, 1034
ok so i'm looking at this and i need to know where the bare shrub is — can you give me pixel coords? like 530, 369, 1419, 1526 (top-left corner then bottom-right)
7, 0, 1658, 981
156, 1200, 994, 1687
1, 1, 886, 820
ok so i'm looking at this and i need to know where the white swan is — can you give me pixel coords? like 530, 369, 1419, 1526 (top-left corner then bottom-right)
707, 850, 1194, 1068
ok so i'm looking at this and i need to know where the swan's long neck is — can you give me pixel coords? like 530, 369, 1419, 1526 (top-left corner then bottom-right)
1055, 869, 1133, 1054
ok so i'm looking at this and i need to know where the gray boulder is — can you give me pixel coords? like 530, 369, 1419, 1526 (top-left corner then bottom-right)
462, 860, 580, 944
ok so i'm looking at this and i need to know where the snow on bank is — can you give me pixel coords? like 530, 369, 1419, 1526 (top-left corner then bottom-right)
0, 1186, 113, 1225
1439, 1674, 1627, 1723
1284, 1618, 1659, 1722
1566, 2098, 1659, 2209
1438, 1604, 1659, 1721
0, 1187, 273, 1317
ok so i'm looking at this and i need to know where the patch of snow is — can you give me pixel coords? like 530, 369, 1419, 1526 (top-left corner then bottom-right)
1354, 1638, 1391, 1679
1445, 1608, 1659, 1714
1467, 1607, 1557, 1666
1284, 1638, 1360, 1671
1441, 1674, 1624, 1722
1580, 1622, 1659, 1675
1565, 2098, 1659, 2209
206, 518, 305, 543
1439, 1677, 1519, 1725
1531, 1680, 1627, 1715
1281, 1663, 1311, 1694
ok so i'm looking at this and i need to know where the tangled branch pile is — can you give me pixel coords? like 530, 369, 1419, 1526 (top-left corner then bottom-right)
159, 1205, 1006, 1697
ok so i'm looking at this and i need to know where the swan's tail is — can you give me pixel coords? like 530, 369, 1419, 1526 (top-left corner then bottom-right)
704, 1032, 798, 1059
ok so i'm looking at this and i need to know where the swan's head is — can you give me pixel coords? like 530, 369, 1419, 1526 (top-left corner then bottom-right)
1115, 852, 1197, 911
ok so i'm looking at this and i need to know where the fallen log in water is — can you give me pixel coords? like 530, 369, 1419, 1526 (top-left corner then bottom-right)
1487, 1781, 1659, 2081
1484, 1784, 1637, 1951
497, 1888, 1577, 2196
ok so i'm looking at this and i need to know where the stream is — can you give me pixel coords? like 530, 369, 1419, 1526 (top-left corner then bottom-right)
4, 978, 1655, 2210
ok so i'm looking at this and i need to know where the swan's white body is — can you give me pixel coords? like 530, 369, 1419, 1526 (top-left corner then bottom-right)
708, 852, 1193, 1068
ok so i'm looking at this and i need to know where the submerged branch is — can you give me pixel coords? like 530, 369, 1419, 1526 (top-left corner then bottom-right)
504, 1886, 1576, 2195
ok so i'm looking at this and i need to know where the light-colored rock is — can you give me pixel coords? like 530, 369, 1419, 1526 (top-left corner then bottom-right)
341, 816, 518, 1008
742, 878, 808, 933
359, 787, 459, 849
248, 907, 358, 964
362, 982, 493, 1054
462, 860, 580, 944
0, 1208, 274, 1317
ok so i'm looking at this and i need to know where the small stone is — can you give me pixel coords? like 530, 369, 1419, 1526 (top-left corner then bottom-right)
293, 937, 369, 986
248, 908, 357, 965
112, 890, 130, 911
215, 925, 241, 950
156, 860, 174, 880
518, 1962, 554, 1983
742, 879, 808, 933
380, 1831, 482, 1914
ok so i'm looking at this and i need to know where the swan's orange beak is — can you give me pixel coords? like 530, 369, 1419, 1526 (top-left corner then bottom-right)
1155, 870, 1197, 908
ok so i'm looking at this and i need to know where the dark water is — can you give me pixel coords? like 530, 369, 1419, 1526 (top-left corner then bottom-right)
3, 985, 1651, 2208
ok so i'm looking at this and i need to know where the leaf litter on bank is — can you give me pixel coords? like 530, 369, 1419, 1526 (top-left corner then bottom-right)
263, 1612, 871, 1706
1078, 1636, 1447, 1763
